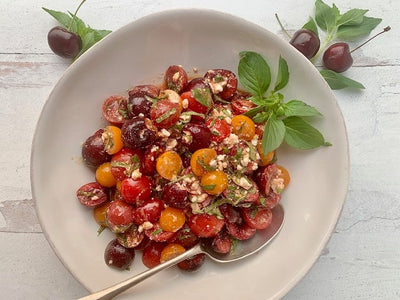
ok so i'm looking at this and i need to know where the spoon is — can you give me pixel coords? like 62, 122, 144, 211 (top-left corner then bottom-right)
78, 204, 284, 300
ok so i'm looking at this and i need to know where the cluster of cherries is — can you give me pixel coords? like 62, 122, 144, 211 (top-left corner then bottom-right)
76, 65, 290, 271
288, 23, 390, 73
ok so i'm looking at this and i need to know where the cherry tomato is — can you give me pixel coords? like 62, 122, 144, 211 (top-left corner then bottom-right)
188, 214, 225, 238
181, 90, 210, 119
145, 223, 177, 242
93, 201, 112, 226
102, 125, 124, 155
277, 165, 290, 188
225, 222, 256, 240
160, 243, 186, 263
120, 176, 152, 205
95, 162, 117, 187
116, 225, 145, 248
150, 93, 182, 128
106, 200, 134, 233
205, 118, 230, 142
200, 170, 228, 195
204, 69, 237, 100
110, 148, 144, 181
102, 95, 129, 126
231, 115, 255, 141
257, 142, 275, 166
177, 254, 205, 271
132, 197, 164, 225
143, 145, 164, 176
172, 224, 199, 249
156, 151, 183, 180
76, 182, 108, 207
142, 242, 165, 268
159, 207, 186, 232
242, 206, 272, 229
190, 148, 217, 177
231, 98, 256, 115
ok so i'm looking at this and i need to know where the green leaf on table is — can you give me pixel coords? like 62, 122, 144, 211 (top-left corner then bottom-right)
283, 100, 322, 117
283, 116, 327, 150
314, 0, 339, 32
320, 69, 365, 90
302, 17, 319, 36
68, 12, 88, 35
273, 56, 289, 92
42, 7, 72, 28
336, 16, 382, 40
336, 9, 368, 27
262, 114, 285, 153
238, 51, 271, 99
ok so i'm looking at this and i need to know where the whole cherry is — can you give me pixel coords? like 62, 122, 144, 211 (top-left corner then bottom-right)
46, 0, 86, 59
47, 26, 82, 58
289, 29, 320, 59
323, 26, 391, 73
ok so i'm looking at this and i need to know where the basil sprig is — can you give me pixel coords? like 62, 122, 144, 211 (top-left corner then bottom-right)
238, 51, 330, 154
309, 0, 382, 89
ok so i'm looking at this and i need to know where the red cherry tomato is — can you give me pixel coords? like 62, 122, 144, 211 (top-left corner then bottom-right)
102, 95, 129, 126
120, 176, 152, 205
142, 242, 165, 268
231, 98, 256, 115
188, 214, 225, 238
144, 223, 177, 242
205, 118, 231, 142
150, 98, 182, 128
242, 206, 273, 229
106, 200, 134, 233
110, 148, 144, 181
132, 197, 164, 225
164, 65, 188, 93
204, 69, 237, 100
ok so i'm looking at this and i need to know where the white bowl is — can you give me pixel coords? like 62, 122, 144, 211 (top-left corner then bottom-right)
31, 9, 349, 300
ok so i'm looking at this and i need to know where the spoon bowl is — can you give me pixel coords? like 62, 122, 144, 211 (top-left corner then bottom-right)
79, 204, 284, 300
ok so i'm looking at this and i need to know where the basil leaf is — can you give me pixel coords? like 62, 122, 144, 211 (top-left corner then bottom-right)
202, 184, 217, 191
192, 88, 212, 108
315, 0, 339, 32
336, 16, 382, 40
283, 100, 322, 117
283, 116, 327, 150
244, 105, 267, 118
302, 17, 319, 36
262, 114, 285, 153
253, 112, 270, 123
42, 8, 72, 28
320, 69, 365, 90
336, 9, 368, 27
273, 56, 289, 92
238, 51, 271, 99
76, 30, 96, 58
68, 11, 87, 35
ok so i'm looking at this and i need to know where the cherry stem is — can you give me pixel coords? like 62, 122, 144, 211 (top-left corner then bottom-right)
67, 0, 87, 31
350, 26, 391, 53
275, 13, 292, 39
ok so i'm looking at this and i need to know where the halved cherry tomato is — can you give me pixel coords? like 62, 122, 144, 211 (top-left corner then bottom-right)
190, 148, 217, 177
102, 95, 129, 126
205, 118, 230, 142
96, 162, 117, 187
231, 115, 255, 141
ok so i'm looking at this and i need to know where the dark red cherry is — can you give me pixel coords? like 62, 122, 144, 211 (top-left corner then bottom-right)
322, 42, 353, 73
289, 29, 320, 59
47, 26, 82, 59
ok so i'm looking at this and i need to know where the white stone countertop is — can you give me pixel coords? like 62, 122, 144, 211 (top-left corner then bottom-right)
1, 0, 399, 299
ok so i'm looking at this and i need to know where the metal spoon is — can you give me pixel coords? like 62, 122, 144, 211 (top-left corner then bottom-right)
78, 204, 284, 300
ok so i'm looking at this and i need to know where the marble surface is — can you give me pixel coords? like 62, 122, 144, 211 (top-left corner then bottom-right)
1, 0, 399, 299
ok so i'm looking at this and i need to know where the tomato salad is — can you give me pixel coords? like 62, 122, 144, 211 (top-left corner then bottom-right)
77, 65, 290, 271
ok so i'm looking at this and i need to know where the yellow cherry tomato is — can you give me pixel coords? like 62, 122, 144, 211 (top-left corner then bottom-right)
190, 148, 217, 177
231, 115, 255, 141
156, 151, 183, 180
96, 162, 117, 187
200, 170, 228, 195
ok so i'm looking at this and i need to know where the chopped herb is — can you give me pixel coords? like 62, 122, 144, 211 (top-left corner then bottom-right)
201, 184, 216, 191
151, 228, 163, 236
211, 130, 220, 136
156, 108, 177, 123
97, 225, 106, 236
214, 74, 225, 82
192, 88, 212, 108
197, 157, 216, 172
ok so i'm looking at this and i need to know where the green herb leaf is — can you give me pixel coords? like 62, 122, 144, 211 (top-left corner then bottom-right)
302, 17, 319, 36
315, 0, 339, 32
253, 111, 270, 123
262, 114, 286, 154
283, 100, 323, 117
273, 56, 290, 92
336, 16, 382, 40
42, 8, 72, 28
283, 116, 327, 150
192, 88, 213, 108
156, 108, 177, 123
320, 69, 365, 90
201, 184, 216, 191
238, 51, 271, 99
244, 105, 267, 118
151, 228, 163, 236
336, 9, 368, 27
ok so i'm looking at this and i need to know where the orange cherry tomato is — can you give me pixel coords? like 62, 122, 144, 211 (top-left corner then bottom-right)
257, 141, 275, 166
160, 243, 186, 263
103, 125, 124, 155
159, 207, 186, 232
200, 170, 228, 195
231, 115, 255, 141
156, 151, 183, 180
95, 162, 117, 187
277, 165, 290, 188
93, 201, 112, 226
190, 148, 217, 177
